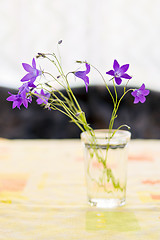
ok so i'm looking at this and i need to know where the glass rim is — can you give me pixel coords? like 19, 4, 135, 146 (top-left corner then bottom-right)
81, 129, 131, 145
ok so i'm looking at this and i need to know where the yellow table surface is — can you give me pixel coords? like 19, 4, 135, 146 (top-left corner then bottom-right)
0, 138, 159, 239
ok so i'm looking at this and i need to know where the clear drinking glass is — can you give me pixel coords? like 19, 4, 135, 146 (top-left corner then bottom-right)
81, 129, 131, 208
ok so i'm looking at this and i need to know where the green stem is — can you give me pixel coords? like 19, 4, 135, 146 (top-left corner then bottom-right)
89, 64, 115, 106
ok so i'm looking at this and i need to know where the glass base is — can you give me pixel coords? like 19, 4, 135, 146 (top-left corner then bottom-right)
88, 198, 125, 208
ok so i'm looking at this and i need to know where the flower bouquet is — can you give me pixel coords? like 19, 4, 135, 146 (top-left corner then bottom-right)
7, 41, 149, 208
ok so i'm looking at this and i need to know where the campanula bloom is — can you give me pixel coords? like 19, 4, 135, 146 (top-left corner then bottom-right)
35, 89, 50, 105
74, 63, 90, 92
106, 59, 132, 85
7, 91, 32, 109
131, 84, 150, 104
18, 82, 30, 94
19, 82, 36, 95
21, 58, 42, 84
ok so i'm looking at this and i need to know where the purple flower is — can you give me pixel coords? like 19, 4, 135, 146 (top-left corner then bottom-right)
106, 59, 132, 85
74, 63, 90, 92
131, 84, 150, 104
18, 82, 36, 95
6, 91, 32, 109
21, 58, 42, 84
18, 82, 30, 94
35, 89, 50, 105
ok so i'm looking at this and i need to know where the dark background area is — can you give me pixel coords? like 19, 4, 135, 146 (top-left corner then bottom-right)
0, 86, 160, 139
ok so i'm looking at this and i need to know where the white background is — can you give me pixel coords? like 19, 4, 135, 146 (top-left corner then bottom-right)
1, 0, 160, 91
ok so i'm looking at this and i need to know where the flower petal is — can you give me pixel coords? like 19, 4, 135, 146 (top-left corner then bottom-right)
22, 63, 33, 72
139, 95, 146, 103
121, 73, 132, 79
133, 97, 140, 104
85, 84, 89, 92
18, 83, 30, 93
23, 99, 28, 108
139, 83, 145, 90
35, 90, 50, 105
40, 89, 45, 95
115, 77, 122, 85
12, 101, 19, 109
21, 73, 34, 82
106, 70, 114, 76
131, 90, 138, 97
85, 76, 89, 85
7, 95, 16, 101
32, 58, 36, 69
36, 98, 44, 104
85, 63, 90, 74
143, 89, 150, 96
28, 80, 36, 88
120, 64, 129, 73
37, 69, 42, 76
113, 60, 120, 71
46, 93, 50, 98
75, 71, 85, 79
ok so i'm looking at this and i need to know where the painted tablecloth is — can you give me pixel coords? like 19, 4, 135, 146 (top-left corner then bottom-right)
0, 139, 159, 239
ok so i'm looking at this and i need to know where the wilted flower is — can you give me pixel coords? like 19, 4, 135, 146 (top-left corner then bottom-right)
106, 59, 132, 85
74, 63, 90, 92
131, 84, 150, 104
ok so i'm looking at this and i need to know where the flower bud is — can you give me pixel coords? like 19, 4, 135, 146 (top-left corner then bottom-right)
58, 40, 62, 44
37, 53, 46, 58
75, 111, 83, 117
